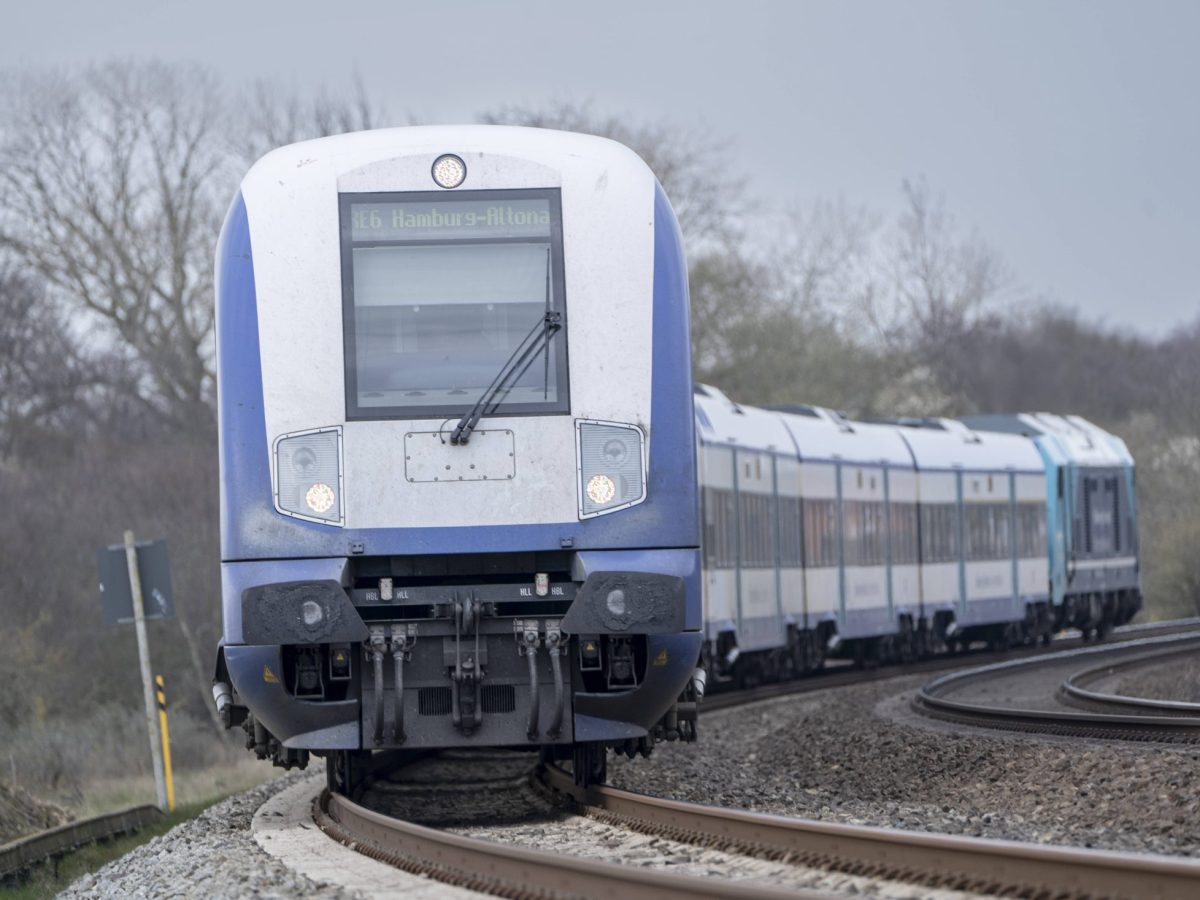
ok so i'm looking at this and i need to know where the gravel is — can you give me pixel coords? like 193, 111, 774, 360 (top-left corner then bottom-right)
361, 749, 985, 898
1116, 655, 1200, 703
67, 661, 1200, 896
609, 675, 1200, 858
61, 769, 362, 899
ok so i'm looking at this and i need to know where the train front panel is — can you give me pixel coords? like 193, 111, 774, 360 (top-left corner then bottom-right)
212, 127, 701, 767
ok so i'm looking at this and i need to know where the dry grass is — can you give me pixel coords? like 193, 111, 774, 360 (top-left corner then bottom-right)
72, 756, 272, 819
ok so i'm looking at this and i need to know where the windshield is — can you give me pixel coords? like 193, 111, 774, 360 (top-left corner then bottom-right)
340, 189, 569, 420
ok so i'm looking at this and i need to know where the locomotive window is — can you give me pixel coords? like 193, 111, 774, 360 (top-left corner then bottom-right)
339, 189, 569, 420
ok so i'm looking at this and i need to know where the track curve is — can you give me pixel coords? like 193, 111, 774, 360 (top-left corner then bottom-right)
914, 630, 1200, 741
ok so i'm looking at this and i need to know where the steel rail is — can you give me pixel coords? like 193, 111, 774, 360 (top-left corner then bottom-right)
914, 631, 1200, 741
0, 804, 164, 881
315, 787, 818, 899
1061, 643, 1200, 715
537, 763, 1200, 900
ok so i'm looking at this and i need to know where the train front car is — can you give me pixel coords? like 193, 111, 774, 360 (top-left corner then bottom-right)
211, 127, 702, 790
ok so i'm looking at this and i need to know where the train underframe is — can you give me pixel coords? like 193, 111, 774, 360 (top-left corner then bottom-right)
213, 562, 704, 791
703, 586, 1143, 687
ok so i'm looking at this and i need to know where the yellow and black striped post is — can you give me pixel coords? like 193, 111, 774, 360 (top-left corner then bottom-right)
154, 675, 176, 812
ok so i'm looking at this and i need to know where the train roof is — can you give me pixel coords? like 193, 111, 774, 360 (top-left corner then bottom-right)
242, 124, 649, 189
694, 386, 914, 466
961, 413, 1133, 468
694, 386, 797, 454
892, 419, 1045, 473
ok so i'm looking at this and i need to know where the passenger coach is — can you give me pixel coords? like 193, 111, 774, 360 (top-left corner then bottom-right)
693, 388, 1136, 683
211, 127, 702, 789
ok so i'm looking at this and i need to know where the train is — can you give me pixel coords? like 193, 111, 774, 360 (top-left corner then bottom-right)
695, 387, 1141, 686
211, 125, 703, 790
210, 125, 1141, 790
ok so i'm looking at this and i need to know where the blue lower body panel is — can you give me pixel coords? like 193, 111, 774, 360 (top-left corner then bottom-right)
224, 632, 702, 750
220, 549, 703, 751
224, 644, 360, 749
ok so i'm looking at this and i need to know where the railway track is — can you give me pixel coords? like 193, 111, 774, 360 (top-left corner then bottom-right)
312, 757, 1200, 899
306, 620, 1200, 898
0, 804, 163, 883
914, 629, 1200, 741
1061, 642, 1200, 716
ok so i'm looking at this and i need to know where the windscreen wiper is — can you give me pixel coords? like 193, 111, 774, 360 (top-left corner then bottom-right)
450, 250, 561, 445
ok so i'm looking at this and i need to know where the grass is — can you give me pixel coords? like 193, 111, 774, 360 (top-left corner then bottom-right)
1, 759, 275, 899
72, 757, 269, 819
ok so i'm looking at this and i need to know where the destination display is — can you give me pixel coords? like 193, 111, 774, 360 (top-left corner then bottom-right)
348, 197, 552, 242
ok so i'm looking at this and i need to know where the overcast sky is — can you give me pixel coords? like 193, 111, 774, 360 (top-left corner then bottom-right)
4, 0, 1197, 334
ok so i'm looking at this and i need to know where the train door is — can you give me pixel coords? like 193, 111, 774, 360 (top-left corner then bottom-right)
883, 467, 894, 620
1008, 471, 1020, 614
836, 460, 847, 628
775, 455, 805, 633
800, 460, 839, 630
699, 443, 737, 644
734, 448, 784, 652
956, 469, 967, 619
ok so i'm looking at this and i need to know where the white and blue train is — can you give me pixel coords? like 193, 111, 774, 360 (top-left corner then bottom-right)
211, 126, 703, 789
210, 126, 1142, 786
694, 387, 1142, 683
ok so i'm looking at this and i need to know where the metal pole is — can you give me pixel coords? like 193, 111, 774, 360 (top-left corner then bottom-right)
125, 530, 167, 811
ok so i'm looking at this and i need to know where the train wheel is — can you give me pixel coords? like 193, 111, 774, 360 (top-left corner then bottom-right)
572, 742, 608, 787
326, 749, 370, 797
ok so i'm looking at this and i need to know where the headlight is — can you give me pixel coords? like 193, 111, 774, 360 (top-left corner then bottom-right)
274, 427, 343, 525
577, 421, 646, 518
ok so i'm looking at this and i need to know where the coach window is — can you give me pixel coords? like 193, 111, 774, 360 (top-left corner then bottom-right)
340, 189, 569, 420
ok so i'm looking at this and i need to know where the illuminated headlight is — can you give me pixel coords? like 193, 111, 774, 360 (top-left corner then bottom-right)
275, 427, 344, 525
586, 474, 616, 505
577, 421, 646, 518
431, 154, 466, 189
305, 483, 336, 514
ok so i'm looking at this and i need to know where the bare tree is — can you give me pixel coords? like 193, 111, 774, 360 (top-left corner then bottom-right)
0, 62, 234, 433
0, 264, 130, 457
479, 100, 746, 249
867, 178, 1011, 350
1159, 315, 1200, 437
232, 73, 393, 164
688, 246, 772, 376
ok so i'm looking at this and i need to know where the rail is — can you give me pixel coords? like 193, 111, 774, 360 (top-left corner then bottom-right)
914, 631, 1200, 741
1061, 643, 1200, 715
315, 786, 808, 898
537, 763, 1200, 899
0, 804, 164, 881
318, 761, 1200, 899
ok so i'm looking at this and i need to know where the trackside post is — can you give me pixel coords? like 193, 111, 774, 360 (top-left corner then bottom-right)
155, 674, 176, 811
125, 530, 168, 811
